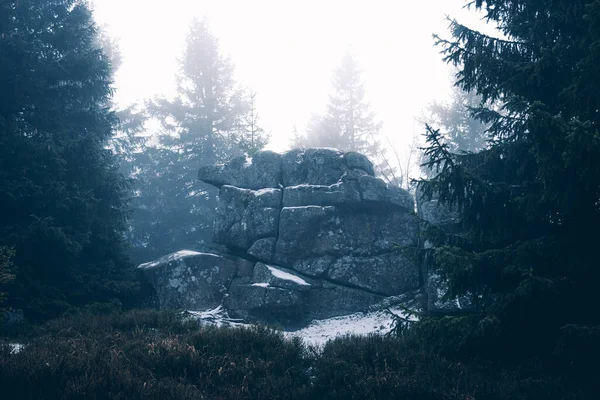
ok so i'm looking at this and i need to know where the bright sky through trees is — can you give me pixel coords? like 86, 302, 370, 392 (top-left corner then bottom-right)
93, 0, 489, 153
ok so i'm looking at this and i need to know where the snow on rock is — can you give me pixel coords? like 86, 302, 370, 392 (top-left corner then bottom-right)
251, 282, 270, 288
266, 265, 310, 286
137, 250, 208, 269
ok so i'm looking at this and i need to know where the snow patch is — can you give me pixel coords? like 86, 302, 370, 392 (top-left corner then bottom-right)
251, 282, 270, 288
286, 184, 321, 189
287, 205, 329, 210
185, 306, 416, 348
137, 250, 218, 269
254, 188, 280, 196
285, 307, 414, 347
266, 265, 310, 286
244, 157, 253, 167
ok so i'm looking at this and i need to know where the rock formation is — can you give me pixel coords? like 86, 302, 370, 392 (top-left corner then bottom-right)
138, 148, 424, 328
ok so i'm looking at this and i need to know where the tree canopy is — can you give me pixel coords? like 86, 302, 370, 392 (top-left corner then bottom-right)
423, 82, 489, 154
0, 0, 134, 320
417, 0, 600, 360
295, 51, 403, 183
120, 19, 268, 263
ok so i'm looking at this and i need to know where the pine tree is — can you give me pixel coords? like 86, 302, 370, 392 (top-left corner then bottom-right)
237, 91, 269, 156
416, 0, 600, 361
128, 19, 251, 262
424, 84, 489, 153
303, 52, 381, 154
419, 81, 490, 181
0, 247, 15, 312
289, 125, 306, 149
0, 0, 134, 320
299, 51, 400, 181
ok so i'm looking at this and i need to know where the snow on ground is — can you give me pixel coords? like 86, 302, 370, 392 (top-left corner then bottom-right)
284, 307, 410, 347
266, 265, 311, 286
254, 188, 280, 196
185, 305, 413, 348
5, 307, 412, 356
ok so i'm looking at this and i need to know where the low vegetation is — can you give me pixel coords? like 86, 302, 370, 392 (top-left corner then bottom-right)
1, 310, 595, 400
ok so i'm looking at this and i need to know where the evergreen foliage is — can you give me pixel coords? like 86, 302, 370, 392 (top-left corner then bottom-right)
120, 19, 268, 264
237, 91, 270, 156
416, 0, 600, 361
0, 0, 135, 321
296, 52, 400, 183
424, 83, 489, 153
0, 246, 15, 310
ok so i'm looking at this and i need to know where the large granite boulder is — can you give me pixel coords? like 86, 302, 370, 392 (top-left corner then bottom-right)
225, 262, 383, 327
274, 206, 420, 295
210, 148, 420, 320
137, 250, 254, 310
199, 148, 377, 190
140, 148, 430, 328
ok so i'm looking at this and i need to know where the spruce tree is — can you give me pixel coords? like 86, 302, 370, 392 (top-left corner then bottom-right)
128, 19, 253, 262
416, 0, 600, 361
0, 247, 15, 312
237, 91, 269, 156
304, 52, 381, 154
299, 51, 400, 182
424, 84, 489, 153
0, 0, 133, 320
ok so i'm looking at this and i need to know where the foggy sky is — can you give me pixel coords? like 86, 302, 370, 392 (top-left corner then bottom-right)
93, 0, 490, 155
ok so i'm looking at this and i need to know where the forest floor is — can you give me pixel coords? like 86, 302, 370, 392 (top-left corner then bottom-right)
0, 309, 593, 400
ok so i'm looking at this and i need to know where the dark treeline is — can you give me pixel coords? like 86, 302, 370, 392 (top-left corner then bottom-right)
0, 0, 135, 320
0, 0, 599, 399
114, 18, 270, 264
416, 0, 600, 367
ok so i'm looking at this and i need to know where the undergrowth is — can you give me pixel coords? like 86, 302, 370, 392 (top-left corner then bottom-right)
0, 309, 594, 399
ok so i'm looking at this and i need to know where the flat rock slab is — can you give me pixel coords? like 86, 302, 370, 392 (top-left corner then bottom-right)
198, 151, 282, 190
282, 148, 348, 186
283, 181, 361, 207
